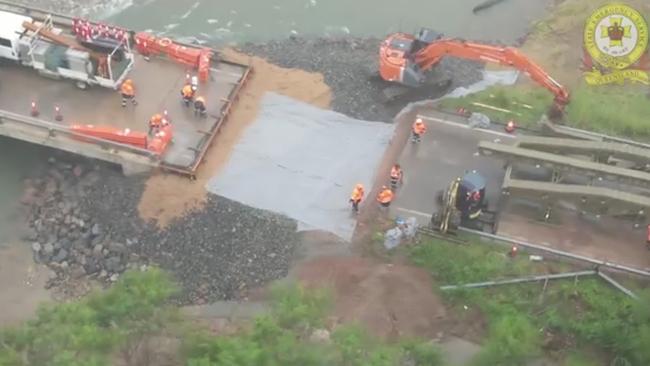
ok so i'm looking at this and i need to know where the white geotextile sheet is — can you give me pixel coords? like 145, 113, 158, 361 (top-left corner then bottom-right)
206, 93, 395, 241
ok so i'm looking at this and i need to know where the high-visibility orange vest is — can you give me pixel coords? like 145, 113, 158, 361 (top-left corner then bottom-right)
182, 85, 194, 98
377, 189, 393, 203
149, 114, 163, 128
351, 187, 364, 201
120, 82, 134, 96
413, 121, 426, 134
390, 167, 402, 179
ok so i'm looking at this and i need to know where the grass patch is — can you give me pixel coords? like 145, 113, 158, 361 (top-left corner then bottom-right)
438, 85, 552, 127
410, 238, 650, 365
440, 83, 650, 140
566, 85, 650, 138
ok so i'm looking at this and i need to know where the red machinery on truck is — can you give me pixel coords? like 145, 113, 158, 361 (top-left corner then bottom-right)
378, 28, 570, 112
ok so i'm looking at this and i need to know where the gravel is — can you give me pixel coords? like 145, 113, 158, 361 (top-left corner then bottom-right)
23, 157, 299, 304
238, 37, 485, 122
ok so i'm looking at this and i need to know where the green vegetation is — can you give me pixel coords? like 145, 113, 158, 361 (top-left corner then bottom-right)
410, 238, 650, 366
438, 85, 552, 128
183, 283, 444, 366
0, 270, 443, 366
0, 268, 179, 366
439, 83, 650, 139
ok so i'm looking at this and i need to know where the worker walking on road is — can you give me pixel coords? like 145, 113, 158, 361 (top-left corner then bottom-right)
181, 84, 195, 107
148, 113, 163, 135
411, 118, 427, 143
349, 183, 365, 213
377, 185, 394, 210
120, 79, 137, 107
194, 95, 207, 117
390, 164, 403, 190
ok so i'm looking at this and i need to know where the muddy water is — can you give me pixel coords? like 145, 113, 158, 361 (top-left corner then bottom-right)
0, 0, 551, 237
110, 0, 550, 44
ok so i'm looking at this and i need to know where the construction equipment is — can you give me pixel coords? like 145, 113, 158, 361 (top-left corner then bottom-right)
431, 170, 498, 234
133, 32, 212, 82
0, 11, 133, 89
378, 28, 570, 111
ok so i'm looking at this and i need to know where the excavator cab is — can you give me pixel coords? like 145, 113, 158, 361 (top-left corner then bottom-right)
456, 171, 487, 222
431, 170, 494, 234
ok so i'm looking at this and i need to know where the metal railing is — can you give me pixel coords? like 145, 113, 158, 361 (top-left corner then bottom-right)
0, 109, 159, 161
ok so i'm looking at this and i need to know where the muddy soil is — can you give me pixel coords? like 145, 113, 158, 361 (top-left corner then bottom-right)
295, 256, 446, 340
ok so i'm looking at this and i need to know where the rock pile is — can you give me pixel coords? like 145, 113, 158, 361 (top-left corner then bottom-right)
239, 37, 485, 122
22, 158, 299, 304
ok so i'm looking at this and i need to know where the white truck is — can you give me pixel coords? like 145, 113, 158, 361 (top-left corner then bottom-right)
0, 10, 133, 89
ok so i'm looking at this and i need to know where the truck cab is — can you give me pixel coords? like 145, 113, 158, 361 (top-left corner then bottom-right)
0, 11, 32, 62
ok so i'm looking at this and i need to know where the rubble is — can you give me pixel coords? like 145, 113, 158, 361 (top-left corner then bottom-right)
239, 37, 485, 122
22, 158, 299, 304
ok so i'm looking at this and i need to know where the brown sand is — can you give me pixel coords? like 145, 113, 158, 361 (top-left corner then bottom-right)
137, 49, 332, 226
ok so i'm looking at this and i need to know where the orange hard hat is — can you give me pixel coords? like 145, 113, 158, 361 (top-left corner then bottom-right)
355, 183, 363, 190
151, 113, 162, 122
124, 79, 133, 85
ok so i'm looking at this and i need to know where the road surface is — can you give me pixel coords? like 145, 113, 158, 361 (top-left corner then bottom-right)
390, 110, 650, 271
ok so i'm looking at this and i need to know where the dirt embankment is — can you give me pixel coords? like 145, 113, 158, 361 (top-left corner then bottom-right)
296, 256, 447, 340
137, 49, 332, 227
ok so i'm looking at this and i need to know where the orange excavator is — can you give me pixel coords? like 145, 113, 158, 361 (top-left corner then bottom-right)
379, 28, 570, 112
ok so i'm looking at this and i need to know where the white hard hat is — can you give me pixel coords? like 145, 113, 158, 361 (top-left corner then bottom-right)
416, 118, 423, 123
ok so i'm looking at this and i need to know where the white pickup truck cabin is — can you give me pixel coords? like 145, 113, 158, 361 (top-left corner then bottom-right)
0, 11, 133, 89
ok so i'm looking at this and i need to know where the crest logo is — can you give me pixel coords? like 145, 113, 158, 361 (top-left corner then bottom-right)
583, 3, 649, 85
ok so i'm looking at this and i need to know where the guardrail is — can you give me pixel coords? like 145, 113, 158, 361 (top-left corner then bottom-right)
0, 109, 159, 161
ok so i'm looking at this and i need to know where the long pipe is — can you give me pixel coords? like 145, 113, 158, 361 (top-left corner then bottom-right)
597, 272, 639, 300
440, 270, 596, 290
459, 228, 650, 278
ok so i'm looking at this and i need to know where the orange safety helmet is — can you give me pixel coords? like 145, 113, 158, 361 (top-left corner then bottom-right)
355, 183, 364, 190
124, 78, 133, 85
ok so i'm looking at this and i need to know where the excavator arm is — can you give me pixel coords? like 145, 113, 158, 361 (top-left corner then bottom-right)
378, 31, 570, 109
413, 40, 569, 106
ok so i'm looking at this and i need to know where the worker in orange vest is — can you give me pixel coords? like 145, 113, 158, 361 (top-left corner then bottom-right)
411, 118, 427, 143
377, 186, 394, 209
181, 84, 195, 107
120, 79, 137, 107
148, 113, 163, 135
390, 164, 403, 190
349, 183, 365, 213
194, 95, 207, 117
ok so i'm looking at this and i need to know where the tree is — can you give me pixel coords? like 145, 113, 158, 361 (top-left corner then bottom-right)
0, 268, 178, 366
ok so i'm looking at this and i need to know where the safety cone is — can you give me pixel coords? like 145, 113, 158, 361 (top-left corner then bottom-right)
505, 120, 516, 133
30, 101, 39, 117
54, 105, 63, 121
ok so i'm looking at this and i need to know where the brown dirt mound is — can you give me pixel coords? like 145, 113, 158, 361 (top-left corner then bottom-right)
295, 256, 446, 340
137, 49, 332, 227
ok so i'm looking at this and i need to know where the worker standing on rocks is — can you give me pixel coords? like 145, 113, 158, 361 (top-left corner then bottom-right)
349, 183, 365, 213
120, 79, 137, 107
377, 186, 394, 210
181, 84, 195, 107
390, 164, 403, 190
148, 113, 163, 135
411, 118, 427, 143
194, 95, 207, 117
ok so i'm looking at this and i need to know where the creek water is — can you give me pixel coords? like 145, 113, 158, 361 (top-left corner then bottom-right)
0, 0, 550, 236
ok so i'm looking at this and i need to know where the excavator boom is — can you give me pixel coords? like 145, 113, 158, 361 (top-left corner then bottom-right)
379, 30, 570, 107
